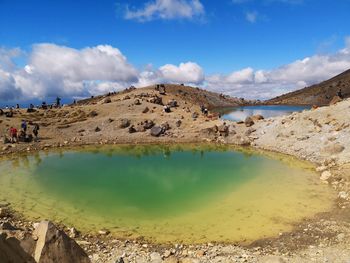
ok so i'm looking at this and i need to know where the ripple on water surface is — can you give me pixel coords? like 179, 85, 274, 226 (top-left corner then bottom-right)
0, 145, 334, 244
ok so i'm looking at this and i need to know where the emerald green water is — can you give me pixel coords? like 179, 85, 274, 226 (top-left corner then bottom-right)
0, 145, 334, 244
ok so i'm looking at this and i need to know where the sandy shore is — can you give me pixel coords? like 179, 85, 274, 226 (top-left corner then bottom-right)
1, 85, 350, 262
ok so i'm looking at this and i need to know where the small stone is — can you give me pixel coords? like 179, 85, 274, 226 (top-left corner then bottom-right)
119, 119, 131, 128
337, 233, 345, 241
2, 145, 10, 151
320, 171, 332, 181
69, 227, 79, 238
338, 191, 349, 200
0, 207, 9, 217
142, 107, 150, 113
95, 126, 101, 132
98, 229, 110, 235
196, 250, 205, 257
163, 250, 172, 258
316, 166, 328, 172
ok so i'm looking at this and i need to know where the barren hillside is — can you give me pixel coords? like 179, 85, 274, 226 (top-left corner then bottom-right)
267, 69, 350, 105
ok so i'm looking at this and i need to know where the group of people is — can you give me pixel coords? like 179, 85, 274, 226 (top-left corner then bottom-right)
8, 121, 39, 143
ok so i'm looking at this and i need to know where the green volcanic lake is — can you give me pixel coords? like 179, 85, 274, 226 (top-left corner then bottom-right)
0, 145, 334, 244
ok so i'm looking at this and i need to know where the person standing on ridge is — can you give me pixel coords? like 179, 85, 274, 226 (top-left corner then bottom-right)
56, 96, 61, 107
21, 120, 27, 134
33, 123, 40, 141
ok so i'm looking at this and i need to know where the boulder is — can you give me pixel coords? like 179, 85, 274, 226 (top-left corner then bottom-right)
322, 143, 345, 155
251, 114, 264, 121
161, 122, 170, 131
192, 112, 199, 119
134, 99, 141, 105
168, 99, 178, 108
149, 96, 163, 105
32, 221, 90, 263
245, 117, 255, 127
119, 119, 130, 129
175, 120, 182, 128
0, 222, 17, 231
128, 125, 137, 134
329, 96, 342, 105
150, 126, 164, 137
103, 97, 111, 104
218, 124, 229, 137
94, 127, 101, 132
245, 128, 256, 136
143, 120, 155, 130
0, 233, 35, 263
142, 107, 149, 114
87, 111, 98, 118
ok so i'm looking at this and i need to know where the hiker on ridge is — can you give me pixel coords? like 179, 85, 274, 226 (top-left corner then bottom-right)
33, 123, 40, 141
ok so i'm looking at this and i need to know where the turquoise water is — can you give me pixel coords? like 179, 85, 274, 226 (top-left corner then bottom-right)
217, 105, 310, 122
0, 145, 333, 244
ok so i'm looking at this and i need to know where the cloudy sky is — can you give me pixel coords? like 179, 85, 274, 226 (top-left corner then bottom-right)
1, 0, 350, 103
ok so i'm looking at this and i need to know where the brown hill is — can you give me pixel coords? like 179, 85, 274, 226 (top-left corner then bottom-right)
266, 69, 350, 105
76, 84, 252, 109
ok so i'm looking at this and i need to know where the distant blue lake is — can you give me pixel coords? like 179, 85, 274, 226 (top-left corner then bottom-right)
216, 105, 310, 122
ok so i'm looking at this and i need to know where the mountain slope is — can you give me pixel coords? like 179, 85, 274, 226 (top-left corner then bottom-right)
267, 69, 350, 105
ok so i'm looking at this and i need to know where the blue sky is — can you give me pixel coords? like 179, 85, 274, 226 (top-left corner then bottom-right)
1, 0, 350, 103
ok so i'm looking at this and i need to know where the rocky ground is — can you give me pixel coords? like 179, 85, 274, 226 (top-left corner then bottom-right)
1, 84, 350, 262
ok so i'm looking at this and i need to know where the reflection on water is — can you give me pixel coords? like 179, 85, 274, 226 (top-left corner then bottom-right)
217, 105, 310, 122
0, 145, 333, 244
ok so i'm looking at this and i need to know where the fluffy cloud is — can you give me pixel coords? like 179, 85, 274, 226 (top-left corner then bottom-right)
205, 38, 350, 99
1, 38, 350, 102
159, 62, 204, 83
1, 44, 139, 100
124, 0, 205, 22
0, 44, 205, 102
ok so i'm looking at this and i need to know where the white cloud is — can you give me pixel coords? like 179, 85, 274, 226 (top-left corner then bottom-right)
159, 62, 204, 83
245, 11, 258, 23
124, 0, 205, 22
0, 44, 205, 101
1, 38, 350, 102
205, 38, 350, 99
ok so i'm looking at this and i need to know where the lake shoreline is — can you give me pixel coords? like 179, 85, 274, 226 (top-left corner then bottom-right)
1, 85, 350, 262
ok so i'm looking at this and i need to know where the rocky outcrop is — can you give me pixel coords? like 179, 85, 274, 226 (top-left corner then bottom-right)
245, 117, 255, 127
32, 221, 90, 263
0, 233, 35, 263
329, 96, 343, 105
